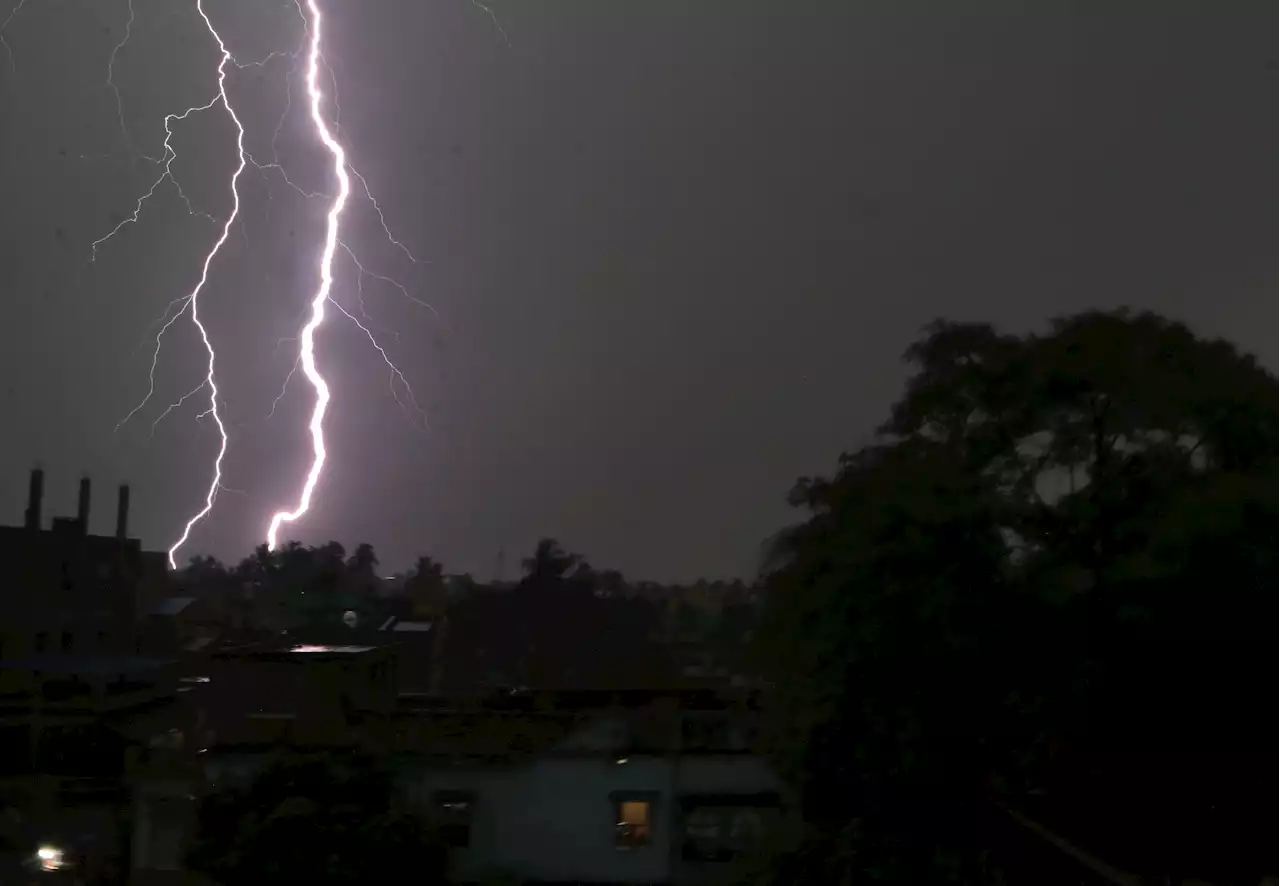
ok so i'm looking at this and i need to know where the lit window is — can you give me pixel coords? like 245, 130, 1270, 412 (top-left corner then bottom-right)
613, 794, 655, 849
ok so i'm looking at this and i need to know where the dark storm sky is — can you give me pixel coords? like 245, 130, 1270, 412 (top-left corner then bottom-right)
0, 0, 1273, 581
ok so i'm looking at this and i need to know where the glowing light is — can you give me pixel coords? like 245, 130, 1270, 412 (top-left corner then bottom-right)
96, 0, 244, 568
36, 845, 66, 871
91, 0, 424, 565
11, 0, 458, 566
264, 0, 348, 552
162, 1, 244, 569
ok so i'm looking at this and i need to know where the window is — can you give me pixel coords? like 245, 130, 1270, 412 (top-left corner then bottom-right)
682, 807, 768, 862
433, 789, 475, 848
611, 791, 657, 849
681, 714, 735, 751
680, 793, 781, 862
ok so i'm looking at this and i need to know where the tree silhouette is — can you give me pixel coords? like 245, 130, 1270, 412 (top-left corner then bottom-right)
406, 555, 447, 618
757, 310, 1277, 882
521, 538, 579, 583
186, 751, 447, 886
347, 542, 378, 578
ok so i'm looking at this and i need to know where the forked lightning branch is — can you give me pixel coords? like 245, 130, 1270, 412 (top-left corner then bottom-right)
2, 0, 435, 568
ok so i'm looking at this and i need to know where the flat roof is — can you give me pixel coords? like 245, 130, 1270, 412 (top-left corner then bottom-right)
391, 621, 433, 633
153, 596, 197, 616
211, 643, 385, 663
0, 655, 174, 677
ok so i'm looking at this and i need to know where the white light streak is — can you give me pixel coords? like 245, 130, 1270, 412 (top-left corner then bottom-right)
264, 0, 348, 551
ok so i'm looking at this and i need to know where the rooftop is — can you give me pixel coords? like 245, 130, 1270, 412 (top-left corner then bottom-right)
151, 596, 197, 616
210, 642, 386, 663
0, 655, 174, 678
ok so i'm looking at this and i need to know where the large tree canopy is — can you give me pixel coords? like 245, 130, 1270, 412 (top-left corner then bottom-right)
757, 310, 1276, 881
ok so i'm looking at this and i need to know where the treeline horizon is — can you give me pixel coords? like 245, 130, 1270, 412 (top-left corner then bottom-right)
158, 307, 1275, 883
177, 536, 764, 595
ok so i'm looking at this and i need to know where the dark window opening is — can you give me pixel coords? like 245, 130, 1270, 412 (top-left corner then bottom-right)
433, 789, 475, 848
682, 714, 736, 751
680, 794, 781, 863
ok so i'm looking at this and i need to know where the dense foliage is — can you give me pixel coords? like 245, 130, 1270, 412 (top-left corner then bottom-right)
176, 537, 761, 663
185, 751, 447, 886
754, 310, 1276, 882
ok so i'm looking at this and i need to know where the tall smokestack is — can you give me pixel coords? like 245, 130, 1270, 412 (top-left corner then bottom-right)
24, 468, 44, 530
77, 476, 91, 532
115, 484, 131, 540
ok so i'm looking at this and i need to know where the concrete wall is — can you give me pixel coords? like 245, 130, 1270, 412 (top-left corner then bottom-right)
132, 780, 194, 873
160, 706, 788, 885
402, 752, 786, 884
674, 754, 781, 795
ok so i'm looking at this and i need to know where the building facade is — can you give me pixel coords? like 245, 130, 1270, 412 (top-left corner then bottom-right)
131, 686, 790, 885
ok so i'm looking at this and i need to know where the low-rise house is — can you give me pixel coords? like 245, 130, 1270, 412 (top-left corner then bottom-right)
0, 655, 191, 881
140, 678, 791, 885
390, 689, 789, 885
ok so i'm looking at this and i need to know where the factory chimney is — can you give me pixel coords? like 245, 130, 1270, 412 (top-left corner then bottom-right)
24, 468, 44, 530
77, 476, 91, 532
116, 484, 131, 540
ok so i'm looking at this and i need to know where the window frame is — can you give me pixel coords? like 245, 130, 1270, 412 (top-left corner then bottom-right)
432, 788, 477, 849
610, 789, 660, 850
678, 792, 783, 863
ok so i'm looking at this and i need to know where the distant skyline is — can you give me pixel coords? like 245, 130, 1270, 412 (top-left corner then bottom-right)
0, 0, 1273, 581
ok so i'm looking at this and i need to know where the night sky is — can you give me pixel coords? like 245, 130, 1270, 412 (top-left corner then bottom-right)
0, 0, 1273, 581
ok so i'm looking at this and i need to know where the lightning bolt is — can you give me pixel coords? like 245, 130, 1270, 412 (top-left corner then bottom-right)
263, 0, 348, 551
85, 0, 243, 569
0, 0, 32, 75
90, 95, 220, 261
10, 0, 458, 567
104, 0, 140, 155
468, 0, 510, 47
157, 0, 244, 570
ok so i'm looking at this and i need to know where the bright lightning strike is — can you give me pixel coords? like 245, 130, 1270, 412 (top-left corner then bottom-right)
159, 0, 244, 570
11, 0, 454, 567
264, 0, 348, 552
